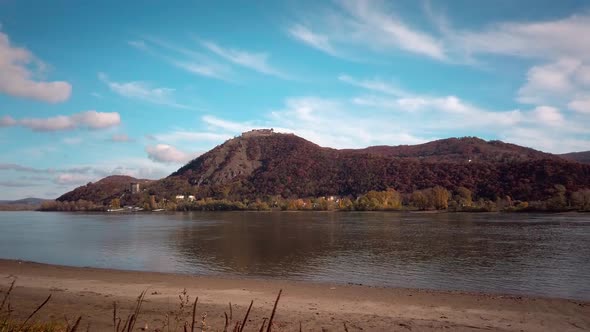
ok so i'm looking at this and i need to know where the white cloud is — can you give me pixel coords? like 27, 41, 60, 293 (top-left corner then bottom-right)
435, 11, 590, 114
0, 30, 71, 103
531, 106, 564, 126
2, 111, 120, 132
54, 173, 94, 186
568, 97, 590, 114
180, 70, 589, 153
145, 144, 198, 164
99, 73, 194, 109
71, 110, 121, 129
201, 40, 288, 78
517, 58, 585, 104
501, 127, 590, 154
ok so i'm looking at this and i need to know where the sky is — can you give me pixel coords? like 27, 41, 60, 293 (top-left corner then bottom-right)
1, 0, 590, 199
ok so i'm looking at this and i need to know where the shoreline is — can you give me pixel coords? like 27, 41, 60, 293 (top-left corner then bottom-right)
1, 259, 588, 331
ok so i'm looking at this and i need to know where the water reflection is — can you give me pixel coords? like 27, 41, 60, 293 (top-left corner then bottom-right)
0, 211, 589, 300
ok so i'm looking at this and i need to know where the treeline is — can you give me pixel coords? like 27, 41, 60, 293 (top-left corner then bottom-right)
160, 185, 590, 212
39, 199, 105, 211
42, 186, 590, 213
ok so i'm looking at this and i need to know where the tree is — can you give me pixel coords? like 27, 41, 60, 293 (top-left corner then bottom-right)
546, 184, 567, 210
337, 198, 353, 210
110, 198, 121, 209
456, 187, 472, 207
411, 190, 429, 210
429, 186, 450, 210
572, 189, 590, 211
355, 189, 402, 211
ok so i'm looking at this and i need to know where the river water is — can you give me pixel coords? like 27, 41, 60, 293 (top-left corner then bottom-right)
0, 211, 589, 300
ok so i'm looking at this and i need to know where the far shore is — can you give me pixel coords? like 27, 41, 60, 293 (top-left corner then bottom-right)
1, 259, 588, 331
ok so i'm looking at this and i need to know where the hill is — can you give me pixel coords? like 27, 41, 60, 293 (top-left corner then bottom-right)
56, 175, 152, 205
56, 130, 590, 208
0, 198, 49, 211
560, 151, 590, 164
347, 137, 558, 163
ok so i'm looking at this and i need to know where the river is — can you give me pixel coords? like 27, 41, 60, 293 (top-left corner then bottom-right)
0, 211, 589, 300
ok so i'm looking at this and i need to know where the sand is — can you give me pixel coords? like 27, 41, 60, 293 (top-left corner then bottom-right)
0, 259, 588, 331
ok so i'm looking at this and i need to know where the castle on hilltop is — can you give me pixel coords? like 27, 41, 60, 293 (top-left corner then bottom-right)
242, 128, 275, 137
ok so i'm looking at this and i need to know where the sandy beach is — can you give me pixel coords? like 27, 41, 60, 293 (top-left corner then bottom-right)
0, 259, 588, 331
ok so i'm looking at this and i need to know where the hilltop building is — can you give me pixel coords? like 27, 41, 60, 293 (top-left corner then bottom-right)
242, 128, 274, 138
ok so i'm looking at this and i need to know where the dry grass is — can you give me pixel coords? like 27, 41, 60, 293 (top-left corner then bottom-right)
0, 279, 70, 332
1, 280, 298, 332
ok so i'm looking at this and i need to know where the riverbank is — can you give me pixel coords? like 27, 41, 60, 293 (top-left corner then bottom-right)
1, 259, 588, 331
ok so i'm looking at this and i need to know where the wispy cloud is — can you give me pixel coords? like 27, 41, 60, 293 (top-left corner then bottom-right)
202, 115, 251, 132
451, 13, 590, 61
416, 7, 590, 117
129, 36, 233, 81
338, 74, 411, 97
98, 72, 196, 110
201, 40, 289, 79
287, 24, 339, 57
287, 0, 446, 61
0, 180, 37, 188
0, 30, 71, 103
181, 72, 589, 153
1, 111, 120, 132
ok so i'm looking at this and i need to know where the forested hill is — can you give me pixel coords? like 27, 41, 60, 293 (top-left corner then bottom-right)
156, 131, 590, 201
56, 175, 152, 204
560, 151, 590, 164
346, 137, 558, 163
56, 130, 590, 207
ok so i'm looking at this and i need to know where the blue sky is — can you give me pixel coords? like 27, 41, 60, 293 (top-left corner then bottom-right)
1, 0, 590, 199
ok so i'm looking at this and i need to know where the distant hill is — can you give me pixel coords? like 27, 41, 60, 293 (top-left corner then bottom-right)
56, 130, 590, 206
0, 197, 49, 211
560, 151, 590, 164
346, 137, 558, 163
